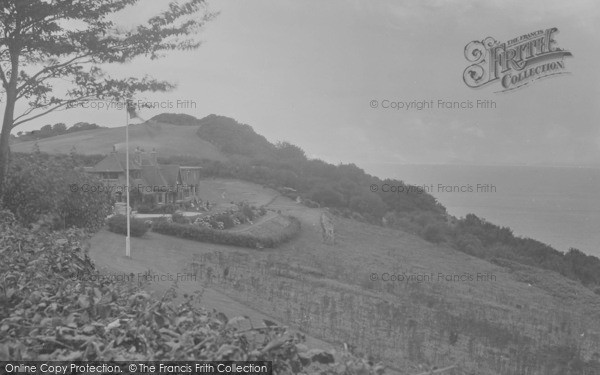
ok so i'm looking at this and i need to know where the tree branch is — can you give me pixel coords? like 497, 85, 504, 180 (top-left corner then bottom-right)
16, 54, 92, 95
12, 96, 93, 128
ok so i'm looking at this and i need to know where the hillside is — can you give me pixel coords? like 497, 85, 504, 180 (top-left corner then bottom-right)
11, 120, 227, 161
12, 113, 600, 290
89, 184, 600, 374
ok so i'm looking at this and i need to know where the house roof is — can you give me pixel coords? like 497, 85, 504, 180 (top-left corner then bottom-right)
88, 151, 195, 194
141, 165, 167, 187
159, 165, 181, 186
91, 152, 141, 172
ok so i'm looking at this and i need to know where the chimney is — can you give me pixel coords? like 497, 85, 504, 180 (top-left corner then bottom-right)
150, 148, 157, 165
134, 146, 141, 165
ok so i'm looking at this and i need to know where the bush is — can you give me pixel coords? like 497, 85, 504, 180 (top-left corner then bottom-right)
422, 223, 447, 244
211, 213, 235, 229
0, 209, 384, 373
172, 212, 190, 224
152, 216, 301, 249
303, 199, 320, 208
242, 204, 255, 221
2, 152, 112, 230
107, 214, 148, 237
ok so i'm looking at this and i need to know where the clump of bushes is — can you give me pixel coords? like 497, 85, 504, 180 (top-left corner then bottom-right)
242, 203, 255, 221
210, 213, 235, 229
422, 223, 447, 244
0, 209, 385, 373
303, 199, 320, 208
172, 212, 191, 224
153, 216, 301, 248
107, 214, 148, 237
2, 152, 112, 230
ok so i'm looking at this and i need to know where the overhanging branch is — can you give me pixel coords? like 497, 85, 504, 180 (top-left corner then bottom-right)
12, 96, 94, 128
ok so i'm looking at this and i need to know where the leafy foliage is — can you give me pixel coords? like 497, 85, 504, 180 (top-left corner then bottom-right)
447, 214, 600, 287
2, 152, 112, 230
152, 216, 301, 249
196, 115, 277, 159
107, 214, 148, 237
0, 0, 218, 192
150, 113, 202, 126
0, 210, 387, 374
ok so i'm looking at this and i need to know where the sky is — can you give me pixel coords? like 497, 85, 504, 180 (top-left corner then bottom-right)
13, 0, 600, 167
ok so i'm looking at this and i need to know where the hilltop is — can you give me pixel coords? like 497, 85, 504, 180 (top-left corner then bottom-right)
10, 113, 273, 161
11, 116, 226, 161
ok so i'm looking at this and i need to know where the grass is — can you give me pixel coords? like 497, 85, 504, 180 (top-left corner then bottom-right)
88, 186, 600, 374
11, 122, 226, 161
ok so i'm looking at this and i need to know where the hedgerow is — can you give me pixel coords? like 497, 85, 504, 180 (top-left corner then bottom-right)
107, 214, 148, 237
0, 210, 385, 374
152, 216, 301, 249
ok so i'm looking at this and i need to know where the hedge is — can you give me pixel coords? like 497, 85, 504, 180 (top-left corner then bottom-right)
152, 216, 301, 248
107, 214, 148, 237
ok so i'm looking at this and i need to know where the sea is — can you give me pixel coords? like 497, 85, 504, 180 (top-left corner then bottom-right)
363, 164, 600, 258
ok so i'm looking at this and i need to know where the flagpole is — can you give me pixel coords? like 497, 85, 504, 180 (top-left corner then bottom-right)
125, 101, 131, 258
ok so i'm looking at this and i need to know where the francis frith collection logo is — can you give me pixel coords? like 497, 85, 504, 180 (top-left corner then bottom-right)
463, 27, 572, 92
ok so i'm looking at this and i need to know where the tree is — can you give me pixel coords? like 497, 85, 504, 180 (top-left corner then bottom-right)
0, 0, 217, 194
274, 141, 306, 161
52, 122, 66, 134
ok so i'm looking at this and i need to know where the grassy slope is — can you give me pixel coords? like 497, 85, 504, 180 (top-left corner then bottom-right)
89, 179, 600, 374
11, 121, 226, 161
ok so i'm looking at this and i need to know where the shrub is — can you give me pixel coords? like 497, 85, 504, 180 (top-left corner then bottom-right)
172, 212, 190, 224
2, 152, 112, 230
152, 216, 301, 249
107, 214, 148, 237
211, 213, 235, 229
0, 209, 384, 372
422, 223, 447, 244
242, 204, 255, 221
303, 199, 320, 208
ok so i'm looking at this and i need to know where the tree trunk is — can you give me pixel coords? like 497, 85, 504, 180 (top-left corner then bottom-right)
0, 89, 16, 197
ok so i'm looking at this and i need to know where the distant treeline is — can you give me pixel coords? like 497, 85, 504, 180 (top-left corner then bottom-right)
14, 122, 104, 141
161, 113, 600, 291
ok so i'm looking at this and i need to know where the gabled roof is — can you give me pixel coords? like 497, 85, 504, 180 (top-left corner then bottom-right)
141, 165, 167, 187
159, 165, 181, 186
91, 152, 141, 172
89, 151, 195, 194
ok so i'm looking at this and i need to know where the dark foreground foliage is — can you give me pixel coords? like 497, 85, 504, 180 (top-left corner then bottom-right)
0, 210, 385, 373
2, 152, 112, 230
